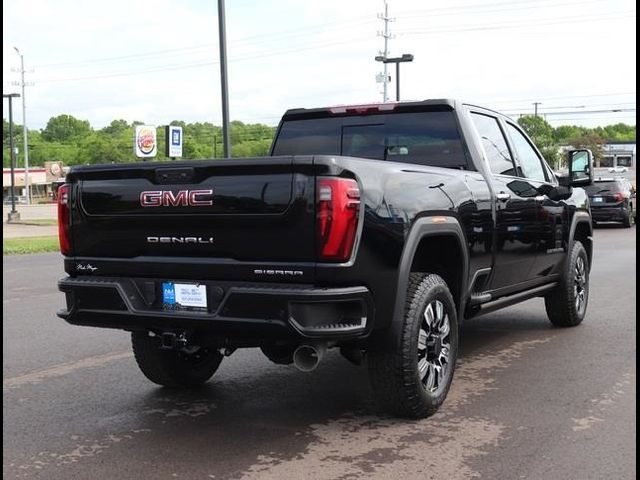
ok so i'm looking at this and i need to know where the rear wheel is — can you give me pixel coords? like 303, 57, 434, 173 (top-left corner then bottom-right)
622, 209, 632, 228
132, 332, 223, 387
545, 241, 589, 327
368, 273, 458, 418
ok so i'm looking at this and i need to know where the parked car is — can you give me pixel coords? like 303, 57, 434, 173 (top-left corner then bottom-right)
585, 177, 635, 227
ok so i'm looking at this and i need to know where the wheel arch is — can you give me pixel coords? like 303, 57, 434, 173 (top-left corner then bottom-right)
393, 217, 469, 328
569, 212, 593, 271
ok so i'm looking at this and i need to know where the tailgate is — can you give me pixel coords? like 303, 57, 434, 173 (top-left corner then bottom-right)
69, 157, 316, 263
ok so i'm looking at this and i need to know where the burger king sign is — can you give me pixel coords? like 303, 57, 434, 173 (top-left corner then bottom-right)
134, 125, 157, 158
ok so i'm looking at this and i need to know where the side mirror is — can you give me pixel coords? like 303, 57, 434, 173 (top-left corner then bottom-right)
568, 149, 594, 187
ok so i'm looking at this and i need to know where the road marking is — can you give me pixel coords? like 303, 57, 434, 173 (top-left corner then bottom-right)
3, 351, 133, 390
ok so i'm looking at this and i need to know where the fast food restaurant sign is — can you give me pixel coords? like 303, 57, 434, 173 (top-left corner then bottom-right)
134, 125, 157, 158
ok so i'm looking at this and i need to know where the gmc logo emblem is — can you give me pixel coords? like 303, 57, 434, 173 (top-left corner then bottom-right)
140, 189, 213, 207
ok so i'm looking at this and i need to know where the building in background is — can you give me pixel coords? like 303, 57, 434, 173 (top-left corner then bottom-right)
601, 141, 635, 169
2, 162, 68, 202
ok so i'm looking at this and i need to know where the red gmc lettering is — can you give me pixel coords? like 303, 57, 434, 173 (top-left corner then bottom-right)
163, 190, 188, 206
140, 189, 213, 207
188, 190, 214, 206
140, 191, 162, 207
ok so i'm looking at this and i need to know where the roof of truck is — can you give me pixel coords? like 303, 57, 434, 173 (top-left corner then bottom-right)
282, 99, 508, 120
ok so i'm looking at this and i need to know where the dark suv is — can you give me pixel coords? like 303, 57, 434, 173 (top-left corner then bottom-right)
585, 178, 635, 227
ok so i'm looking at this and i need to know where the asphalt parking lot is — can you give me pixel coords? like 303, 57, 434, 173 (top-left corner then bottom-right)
2, 226, 636, 479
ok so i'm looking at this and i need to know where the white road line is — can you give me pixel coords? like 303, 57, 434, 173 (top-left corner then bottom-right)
3, 351, 133, 390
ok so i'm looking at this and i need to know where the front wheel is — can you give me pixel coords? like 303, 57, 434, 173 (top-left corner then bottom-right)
368, 273, 459, 418
544, 241, 589, 327
132, 332, 223, 387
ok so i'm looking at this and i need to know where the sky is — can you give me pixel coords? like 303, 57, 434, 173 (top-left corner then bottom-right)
2, 0, 637, 130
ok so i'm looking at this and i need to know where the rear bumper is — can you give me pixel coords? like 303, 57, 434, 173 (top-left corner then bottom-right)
58, 276, 374, 342
591, 205, 626, 222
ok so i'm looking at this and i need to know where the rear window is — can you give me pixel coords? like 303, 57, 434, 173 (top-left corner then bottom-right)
584, 181, 622, 194
273, 111, 469, 169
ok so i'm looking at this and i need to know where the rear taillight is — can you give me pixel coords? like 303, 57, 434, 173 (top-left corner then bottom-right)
316, 177, 360, 262
612, 192, 624, 202
57, 184, 71, 255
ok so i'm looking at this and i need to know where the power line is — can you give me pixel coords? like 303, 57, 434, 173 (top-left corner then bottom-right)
34, 35, 372, 83
403, 10, 634, 36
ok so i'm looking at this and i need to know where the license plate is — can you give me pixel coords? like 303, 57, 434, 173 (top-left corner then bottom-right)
592, 196, 603, 203
162, 282, 207, 308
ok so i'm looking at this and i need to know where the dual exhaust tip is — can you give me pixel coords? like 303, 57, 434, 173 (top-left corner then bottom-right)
292, 344, 326, 372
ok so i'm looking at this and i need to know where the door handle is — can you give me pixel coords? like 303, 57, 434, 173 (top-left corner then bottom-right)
496, 192, 511, 202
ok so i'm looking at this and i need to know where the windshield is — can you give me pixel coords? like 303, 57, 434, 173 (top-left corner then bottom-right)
273, 110, 469, 169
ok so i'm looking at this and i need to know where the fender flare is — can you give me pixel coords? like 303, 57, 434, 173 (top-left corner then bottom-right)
568, 211, 593, 270
392, 216, 469, 329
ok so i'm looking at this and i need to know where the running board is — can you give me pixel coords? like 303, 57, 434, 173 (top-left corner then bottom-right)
475, 283, 558, 316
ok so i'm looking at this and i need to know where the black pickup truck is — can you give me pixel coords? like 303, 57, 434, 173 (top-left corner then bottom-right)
57, 99, 594, 418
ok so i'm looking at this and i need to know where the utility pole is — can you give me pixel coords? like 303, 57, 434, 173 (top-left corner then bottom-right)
217, 0, 231, 158
13, 47, 32, 204
3, 93, 21, 222
377, 1, 394, 102
533, 102, 542, 117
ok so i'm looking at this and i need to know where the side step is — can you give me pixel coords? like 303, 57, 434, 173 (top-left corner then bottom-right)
469, 292, 492, 305
472, 283, 557, 317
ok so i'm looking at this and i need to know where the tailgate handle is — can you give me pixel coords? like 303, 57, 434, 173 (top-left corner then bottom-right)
155, 167, 195, 184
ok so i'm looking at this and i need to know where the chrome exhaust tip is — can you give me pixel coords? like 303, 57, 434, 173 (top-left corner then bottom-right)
292, 344, 326, 372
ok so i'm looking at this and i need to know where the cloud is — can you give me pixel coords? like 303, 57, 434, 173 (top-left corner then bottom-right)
3, 0, 636, 129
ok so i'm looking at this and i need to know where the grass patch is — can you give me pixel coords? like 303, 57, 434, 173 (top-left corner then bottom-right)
3, 236, 59, 255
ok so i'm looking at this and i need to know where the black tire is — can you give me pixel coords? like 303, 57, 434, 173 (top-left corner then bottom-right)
622, 210, 632, 228
131, 332, 223, 387
544, 241, 589, 327
368, 273, 459, 418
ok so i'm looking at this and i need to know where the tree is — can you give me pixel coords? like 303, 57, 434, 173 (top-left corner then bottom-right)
41, 114, 91, 142
567, 131, 606, 167
100, 119, 130, 136
517, 115, 561, 168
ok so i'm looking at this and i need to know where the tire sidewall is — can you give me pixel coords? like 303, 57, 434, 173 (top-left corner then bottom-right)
404, 277, 459, 412
568, 242, 589, 322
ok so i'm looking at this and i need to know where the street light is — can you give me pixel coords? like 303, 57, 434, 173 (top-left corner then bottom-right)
375, 53, 414, 101
3, 93, 21, 222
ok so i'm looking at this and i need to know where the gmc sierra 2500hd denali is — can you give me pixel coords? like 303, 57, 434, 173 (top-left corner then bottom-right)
57, 99, 594, 418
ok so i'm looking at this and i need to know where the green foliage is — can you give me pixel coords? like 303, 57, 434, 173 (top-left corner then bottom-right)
517, 115, 562, 168
567, 131, 607, 166
41, 114, 92, 142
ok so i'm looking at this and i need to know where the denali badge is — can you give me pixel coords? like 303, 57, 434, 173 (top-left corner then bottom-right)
147, 237, 214, 244
140, 189, 213, 207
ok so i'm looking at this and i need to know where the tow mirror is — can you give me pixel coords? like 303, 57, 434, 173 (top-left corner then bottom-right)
568, 149, 594, 187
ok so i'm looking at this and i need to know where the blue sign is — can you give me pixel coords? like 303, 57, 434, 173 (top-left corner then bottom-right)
165, 126, 183, 157
162, 282, 176, 305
